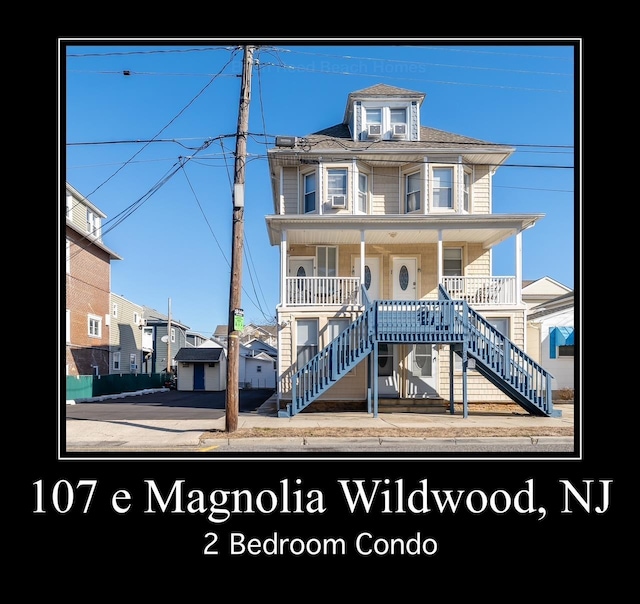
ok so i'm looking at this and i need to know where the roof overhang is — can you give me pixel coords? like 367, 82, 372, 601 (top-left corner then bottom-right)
265, 213, 543, 249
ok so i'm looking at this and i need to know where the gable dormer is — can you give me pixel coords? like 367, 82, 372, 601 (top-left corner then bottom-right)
344, 83, 425, 143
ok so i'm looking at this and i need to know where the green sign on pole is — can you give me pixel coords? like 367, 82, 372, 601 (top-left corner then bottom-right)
233, 308, 244, 331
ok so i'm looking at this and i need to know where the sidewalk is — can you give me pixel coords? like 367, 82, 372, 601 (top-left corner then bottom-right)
64, 393, 575, 455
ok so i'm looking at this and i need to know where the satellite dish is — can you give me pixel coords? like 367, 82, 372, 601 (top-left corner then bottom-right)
161, 335, 169, 343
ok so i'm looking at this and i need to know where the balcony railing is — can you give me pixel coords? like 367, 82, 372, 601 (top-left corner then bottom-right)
440, 276, 516, 305
284, 276, 516, 306
285, 277, 361, 306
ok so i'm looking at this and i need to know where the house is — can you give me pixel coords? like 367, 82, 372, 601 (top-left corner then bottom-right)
109, 293, 154, 374
65, 183, 122, 376
240, 345, 277, 389
174, 340, 226, 391
144, 306, 190, 374
526, 291, 575, 392
265, 83, 561, 418
522, 276, 572, 311
239, 323, 278, 348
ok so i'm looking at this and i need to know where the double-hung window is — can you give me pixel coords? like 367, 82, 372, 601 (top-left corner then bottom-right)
327, 169, 347, 208
433, 168, 453, 209
296, 319, 318, 368
304, 172, 316, 213
406, 172, 421, 213
357, 173, 368, 214
88, 314, 102, 338
463, 170, 471, 212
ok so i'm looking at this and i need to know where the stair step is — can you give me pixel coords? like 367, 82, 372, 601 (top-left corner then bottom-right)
377, 398, 449, 414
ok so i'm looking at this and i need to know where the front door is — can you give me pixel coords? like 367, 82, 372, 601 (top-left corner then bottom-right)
193, 363, 205, 390
392, 257, 418, 300
353, 256, 381, 300
289, 257, 314, 303
405, 344, 438, 397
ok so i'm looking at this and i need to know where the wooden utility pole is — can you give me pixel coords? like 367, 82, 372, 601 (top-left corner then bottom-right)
225, 45, 254, 433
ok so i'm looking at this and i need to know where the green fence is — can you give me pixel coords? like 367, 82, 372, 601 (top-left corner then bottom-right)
65, 373, 168, 400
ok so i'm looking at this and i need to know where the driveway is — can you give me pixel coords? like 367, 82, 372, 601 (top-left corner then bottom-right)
65, 388, 275, 421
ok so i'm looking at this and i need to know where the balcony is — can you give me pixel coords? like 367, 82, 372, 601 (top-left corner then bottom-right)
440, 276, 516, 305
283, 276, 517, 307
285, 277, 360, 306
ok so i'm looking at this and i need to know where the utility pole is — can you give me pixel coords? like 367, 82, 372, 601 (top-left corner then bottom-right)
167, 297, 172, 373
225, 45, 254, 433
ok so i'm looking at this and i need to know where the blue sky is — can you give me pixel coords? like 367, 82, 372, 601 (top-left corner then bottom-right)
62, 39, 579, 336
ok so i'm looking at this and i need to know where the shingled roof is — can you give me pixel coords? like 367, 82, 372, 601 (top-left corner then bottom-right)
174, 347, 223, 363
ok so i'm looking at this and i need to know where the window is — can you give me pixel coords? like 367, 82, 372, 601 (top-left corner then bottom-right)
88, 315, 102, 338
357, 173, 368, 214
406, 172, 421, 213
113, 303, 118, 318
66, 191, 73, 219
296, 319, 318, 368
365, 108, 382, 129
317, 246, 337, 277
559, 345, 574, 357
130, 353, 138, 371
86, 209, 101, 237
133, 311, 140, 325
66, 240, 71, 274
378, 343, 393, 376
390, 108, 407, 136
113, 351, 121, 371
433, 168, 453, 209
171, 328, 176, 343
443, 248, 462, 277
463, 171, 471, 212
304, 172, 316, 213
257, 365, 262, 372
327, 169, 347, 207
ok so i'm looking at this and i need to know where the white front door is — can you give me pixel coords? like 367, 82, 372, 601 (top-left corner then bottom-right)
392, 257, 418, 300
405, 343, 438, 397
353, 256, 381, 300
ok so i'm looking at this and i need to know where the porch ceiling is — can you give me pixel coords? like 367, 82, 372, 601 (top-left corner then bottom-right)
265, 214, 543, 249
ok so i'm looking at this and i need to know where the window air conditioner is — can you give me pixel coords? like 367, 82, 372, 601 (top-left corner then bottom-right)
367, 124, 382, 137
130, 364, 138, 370
331, 194, 346, 208
392, 123, 407, 137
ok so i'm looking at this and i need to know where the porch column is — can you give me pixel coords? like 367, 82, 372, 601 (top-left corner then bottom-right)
360, 229, 365, 300
281, 230, 287, 308
437, 230, 443, 286
515, 230, 522, 305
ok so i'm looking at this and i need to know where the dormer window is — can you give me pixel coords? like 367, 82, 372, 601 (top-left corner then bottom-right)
365, 108, 382, 138
390, 108, 407, 138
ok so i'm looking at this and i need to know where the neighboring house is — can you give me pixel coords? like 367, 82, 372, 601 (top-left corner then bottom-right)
265, 83, 561, 418
186, 331, 210, 348
109, 293, 154, 374
239, 323, 278, 348
243, 337, 278, 358
65, 183, 122, 376
240, 345, 277, 389
526, 291, 575, 391
144, 306, 190, 374
521, 277, 572, 311
174, 340, 226, 391
212, 324, 228, 345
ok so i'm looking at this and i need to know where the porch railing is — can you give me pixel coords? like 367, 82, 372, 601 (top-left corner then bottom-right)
440, 276, 516, 305
284, 277, 361, 306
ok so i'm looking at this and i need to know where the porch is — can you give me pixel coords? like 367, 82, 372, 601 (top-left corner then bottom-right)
283, 275, 517, 306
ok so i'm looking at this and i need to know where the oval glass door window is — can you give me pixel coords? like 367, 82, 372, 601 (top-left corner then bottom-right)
297, 266, 306, 277
399, 265, 409, 290
364, 265, 371, 290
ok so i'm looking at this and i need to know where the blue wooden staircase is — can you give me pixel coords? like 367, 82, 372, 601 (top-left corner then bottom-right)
278, 286, 560, 418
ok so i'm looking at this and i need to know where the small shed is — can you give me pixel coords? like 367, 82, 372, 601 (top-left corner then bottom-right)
174, 345, 226, 391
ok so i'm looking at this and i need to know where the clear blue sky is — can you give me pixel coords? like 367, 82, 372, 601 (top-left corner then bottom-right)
62, 38, 578, 336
